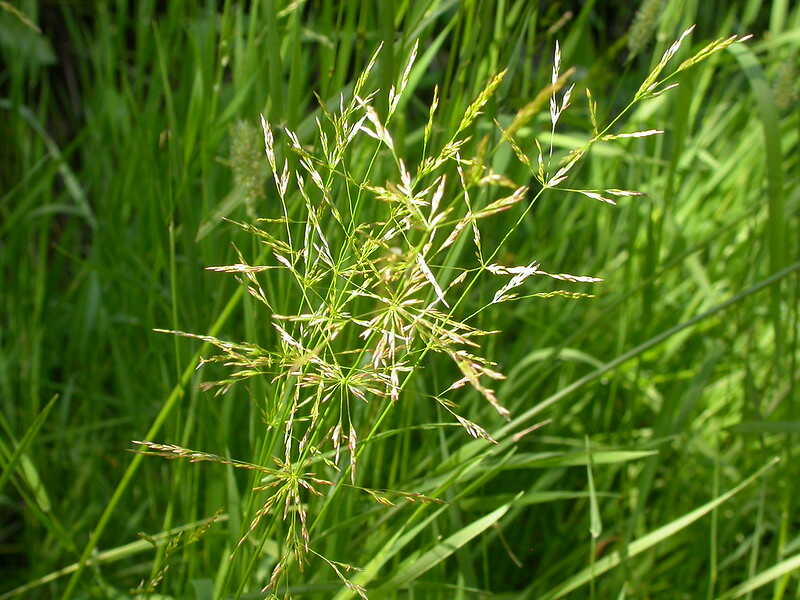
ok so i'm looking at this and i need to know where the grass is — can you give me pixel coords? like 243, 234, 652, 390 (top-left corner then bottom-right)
1, 1, 799, 598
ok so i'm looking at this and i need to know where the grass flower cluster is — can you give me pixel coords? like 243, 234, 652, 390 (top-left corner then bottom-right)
3, 2, 797, 598
131, 28, 752, 596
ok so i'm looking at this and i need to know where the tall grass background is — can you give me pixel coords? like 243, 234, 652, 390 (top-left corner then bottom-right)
1, 0, 798, 598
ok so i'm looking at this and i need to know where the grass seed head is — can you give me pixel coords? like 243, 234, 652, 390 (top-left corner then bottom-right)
627, 0, 664, 60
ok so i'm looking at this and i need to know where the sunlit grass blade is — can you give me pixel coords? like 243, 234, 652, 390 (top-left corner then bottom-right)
539, 458, 780, 599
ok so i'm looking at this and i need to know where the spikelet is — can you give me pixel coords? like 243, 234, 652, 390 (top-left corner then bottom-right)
456, 70, 507, 136
627, 0, 664, 60
229, 120, 266, 219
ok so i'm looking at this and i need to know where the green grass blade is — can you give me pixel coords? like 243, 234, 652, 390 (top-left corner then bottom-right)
719, 553, 800, 599
0, 394, 57, 507
728, 44, 787, 375
0, 515, 229, 600
377, 494, 518, 592
539, 458, 780, 600
729, 422, 800, 434
586, 437, 602, 540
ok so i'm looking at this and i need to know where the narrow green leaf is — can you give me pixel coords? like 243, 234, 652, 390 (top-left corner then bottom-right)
728, 421, 800, 434
719, 552, 800, 599
496, 450, 657, 471
0, 515, 229, 600
460, 490, 615, 511
729, 44, 786, 371
586, 437, 602, 539
0, 394, 57, 509
540, 458, 779, 599
378, 495, 518, 591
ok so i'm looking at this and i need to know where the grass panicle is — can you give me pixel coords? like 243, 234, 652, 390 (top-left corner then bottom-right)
3, 3, 796, 599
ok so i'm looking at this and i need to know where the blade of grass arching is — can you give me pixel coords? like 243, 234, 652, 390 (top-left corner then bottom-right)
195, 190, 246, 242
406, 446, 652, 519
460, 490, 616, 511
718, 553, 800, 600
500, 348, 604, 397
405, 0, 458, 41
391, 13, 458, 120
330, 495, 453, 599
0, 394, 57, 498
375, 494, 519, 593
0, 399, 66, 554
0, 100, 94, 229
331, 450, 518, 599
0, 471, 74, 556
0, 514, 229, 600
728, 44, 786, 379
537, 457, 780, 600
486, 449, 656, 471
60, 255, 264, 599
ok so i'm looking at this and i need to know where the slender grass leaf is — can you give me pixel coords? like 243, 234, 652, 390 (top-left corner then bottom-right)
0, 394, 57, 509
586, 437, 602, 539
0, 515, 230, 600
718, 552, 800, 599
539, 458, 779, 599
377, 494, 519, 591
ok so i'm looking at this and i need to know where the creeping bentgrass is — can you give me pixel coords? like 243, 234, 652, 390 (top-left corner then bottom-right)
4, 3, 798, 599
129, 28, 754, 596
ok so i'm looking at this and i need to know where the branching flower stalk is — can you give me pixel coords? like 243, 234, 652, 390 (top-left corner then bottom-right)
135, 27, 751, 596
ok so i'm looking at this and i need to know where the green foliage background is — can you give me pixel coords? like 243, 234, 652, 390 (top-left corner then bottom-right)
1, 0, 798, 598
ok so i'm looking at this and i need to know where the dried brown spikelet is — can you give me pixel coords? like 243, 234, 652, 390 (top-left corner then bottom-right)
627, 0, 664, 60
230, 119, 266, 218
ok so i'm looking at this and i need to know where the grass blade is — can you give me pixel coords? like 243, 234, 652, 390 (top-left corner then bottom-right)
0, 394, 57, 507
377, 494, 518, 592
728, 44, 787, 375
539, 458, 780, 599
718, 552, 800, 599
